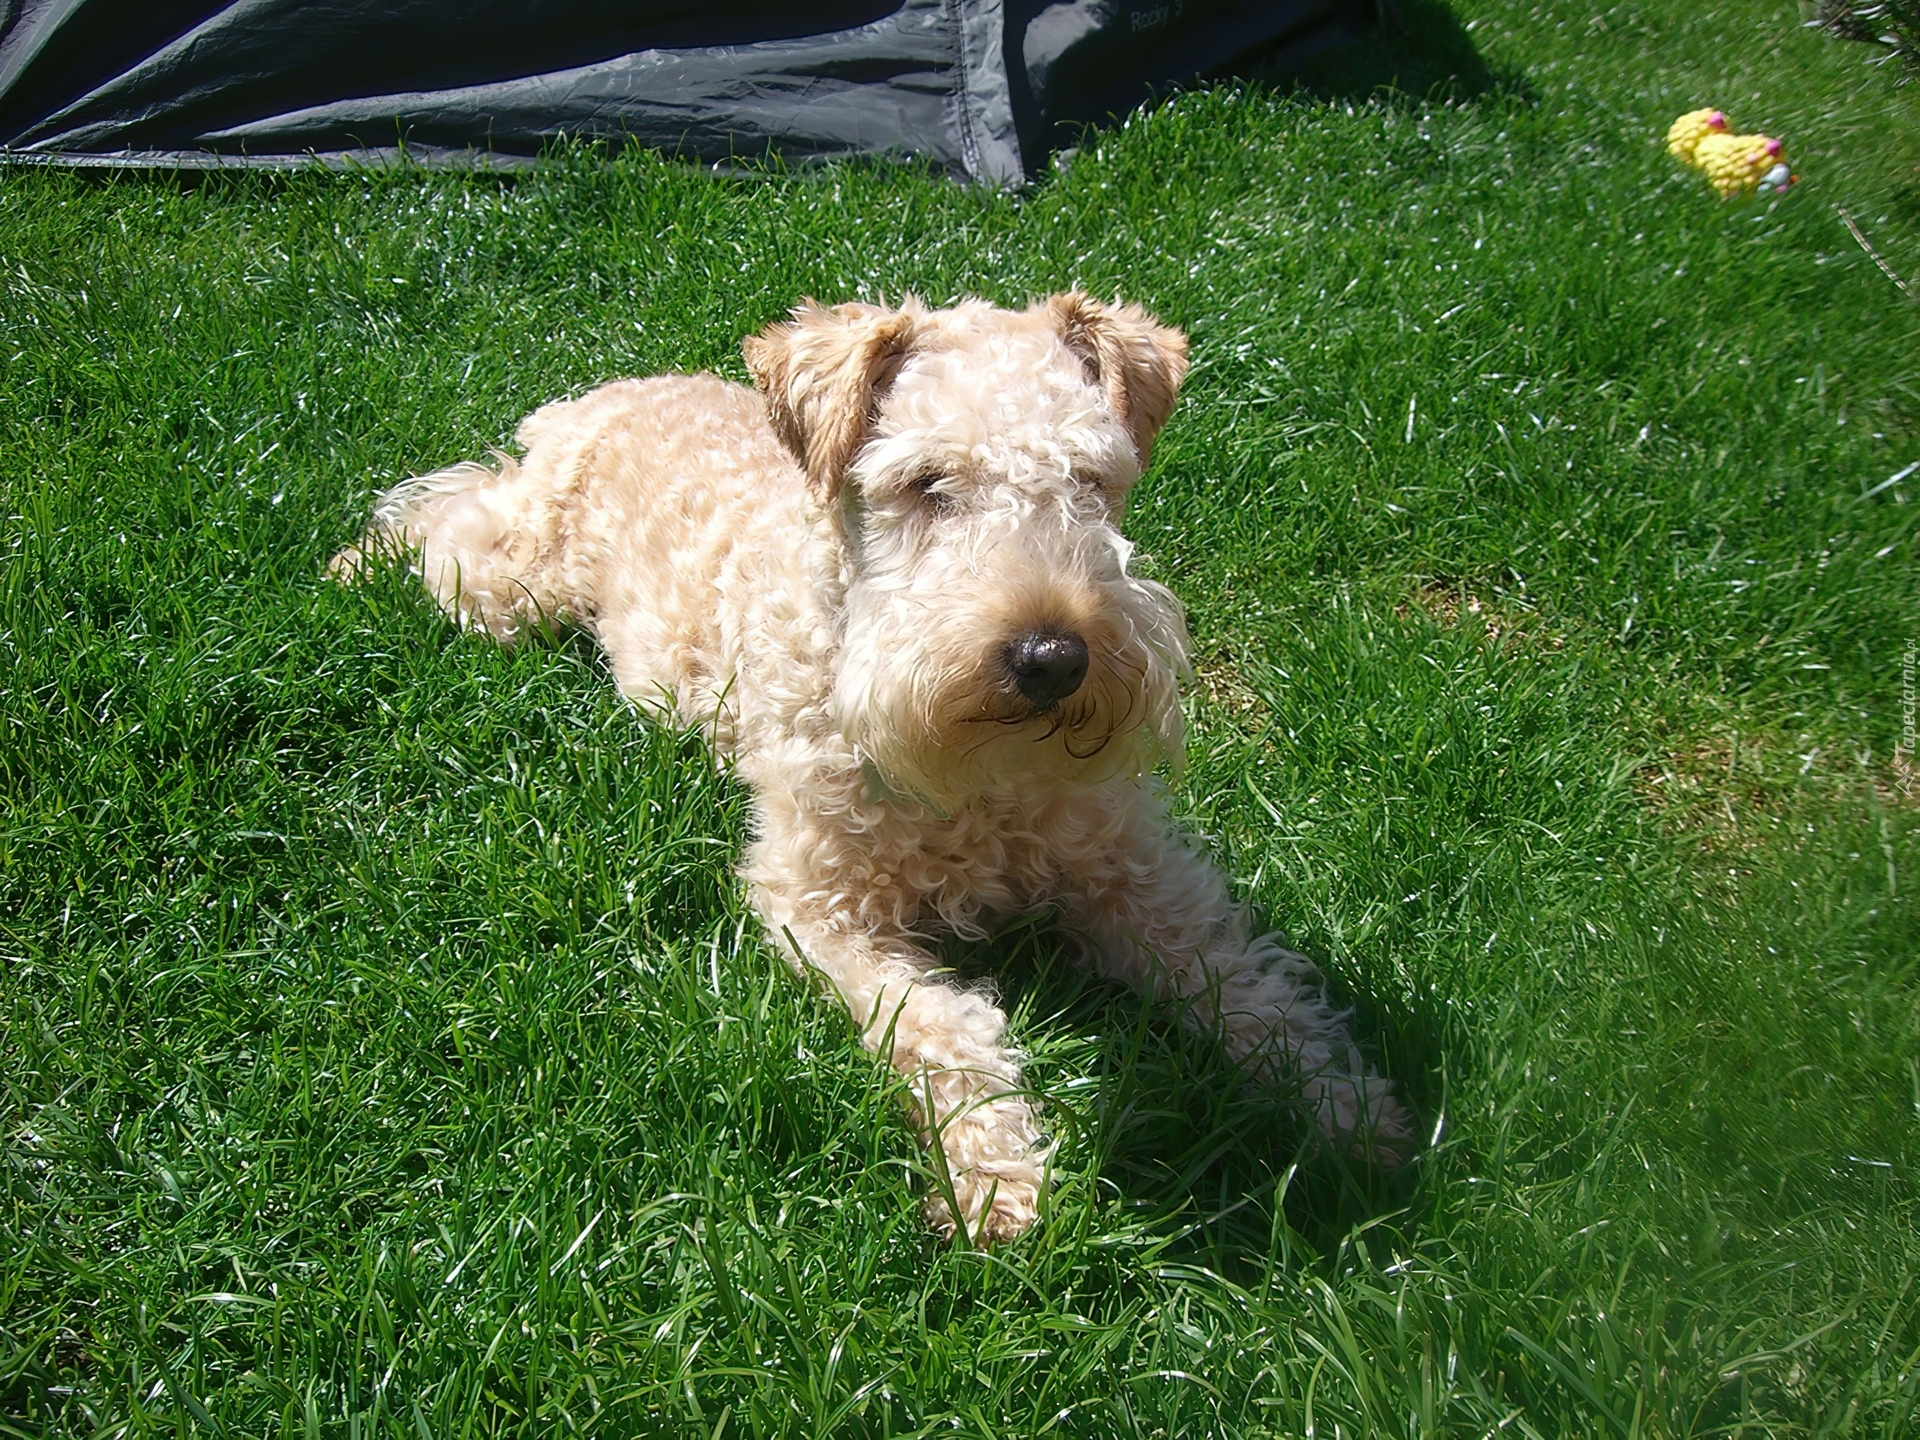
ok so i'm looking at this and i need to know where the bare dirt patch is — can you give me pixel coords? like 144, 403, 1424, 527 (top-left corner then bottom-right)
1395, 577, 1565, 653
1635, 716, 1918, 852
1192, 656, 1267, 720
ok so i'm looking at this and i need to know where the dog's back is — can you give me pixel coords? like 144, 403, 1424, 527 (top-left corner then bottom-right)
338, 372, 812, 740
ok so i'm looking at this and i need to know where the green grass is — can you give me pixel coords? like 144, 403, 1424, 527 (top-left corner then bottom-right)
4, 0, 1919, 1433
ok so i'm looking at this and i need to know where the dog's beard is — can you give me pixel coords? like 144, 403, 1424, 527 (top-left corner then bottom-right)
833, 570, 1188, 809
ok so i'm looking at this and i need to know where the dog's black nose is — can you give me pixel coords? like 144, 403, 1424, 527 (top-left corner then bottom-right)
1007, 631, 1089, 710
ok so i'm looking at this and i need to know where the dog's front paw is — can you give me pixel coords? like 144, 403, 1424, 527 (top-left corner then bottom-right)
924, 1163, 1044, 1245
326, 542, 372, 581
921, 1096, 1050, 1244
1308, 1073, 1416, 1172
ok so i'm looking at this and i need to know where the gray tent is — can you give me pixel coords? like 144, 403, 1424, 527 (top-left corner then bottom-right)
0, 1, 1365, 184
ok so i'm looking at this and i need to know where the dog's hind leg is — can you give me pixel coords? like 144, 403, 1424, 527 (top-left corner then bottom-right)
331, 451, 575, 645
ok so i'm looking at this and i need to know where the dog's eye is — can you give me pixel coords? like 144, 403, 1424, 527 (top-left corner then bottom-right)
910, 471, 954, 510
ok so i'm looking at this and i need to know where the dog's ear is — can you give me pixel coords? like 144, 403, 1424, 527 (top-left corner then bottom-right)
743, 299, 921, 502
1043, 293, 1189, 469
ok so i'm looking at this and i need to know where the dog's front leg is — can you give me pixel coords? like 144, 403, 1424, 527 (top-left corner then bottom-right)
1053, 790, 1413, 1167
750, 882, 1049, 1243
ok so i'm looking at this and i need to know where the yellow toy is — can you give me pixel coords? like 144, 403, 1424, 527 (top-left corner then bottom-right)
1666, 107, 1796, 198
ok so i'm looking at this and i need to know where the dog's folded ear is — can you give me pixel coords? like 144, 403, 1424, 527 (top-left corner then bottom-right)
743, 299, 921, 502
1042, 293, 1189, 470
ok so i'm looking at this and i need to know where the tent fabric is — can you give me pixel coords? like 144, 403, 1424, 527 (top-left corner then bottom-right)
0, 0, 1363, 184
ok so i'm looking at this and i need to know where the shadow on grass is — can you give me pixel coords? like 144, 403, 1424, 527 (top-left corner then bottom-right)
943, 915, 1444, 1275
1260, 0, 1531, 109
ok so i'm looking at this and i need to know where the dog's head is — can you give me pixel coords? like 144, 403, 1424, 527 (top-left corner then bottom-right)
744, 294, 1191, 807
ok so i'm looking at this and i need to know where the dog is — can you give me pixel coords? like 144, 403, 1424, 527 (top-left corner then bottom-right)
333, 294, 1412, 1243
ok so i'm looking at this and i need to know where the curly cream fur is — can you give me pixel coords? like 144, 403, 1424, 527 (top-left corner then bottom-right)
334, 294, 1412, 1244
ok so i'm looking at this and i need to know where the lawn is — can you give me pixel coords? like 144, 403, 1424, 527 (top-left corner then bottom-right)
3, 0, 1919, 1434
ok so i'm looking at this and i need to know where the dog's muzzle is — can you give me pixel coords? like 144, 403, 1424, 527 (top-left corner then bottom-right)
1005, 630, 1089, 711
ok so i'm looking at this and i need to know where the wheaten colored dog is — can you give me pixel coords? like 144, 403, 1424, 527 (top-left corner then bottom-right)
334, 294, 1411, 1242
